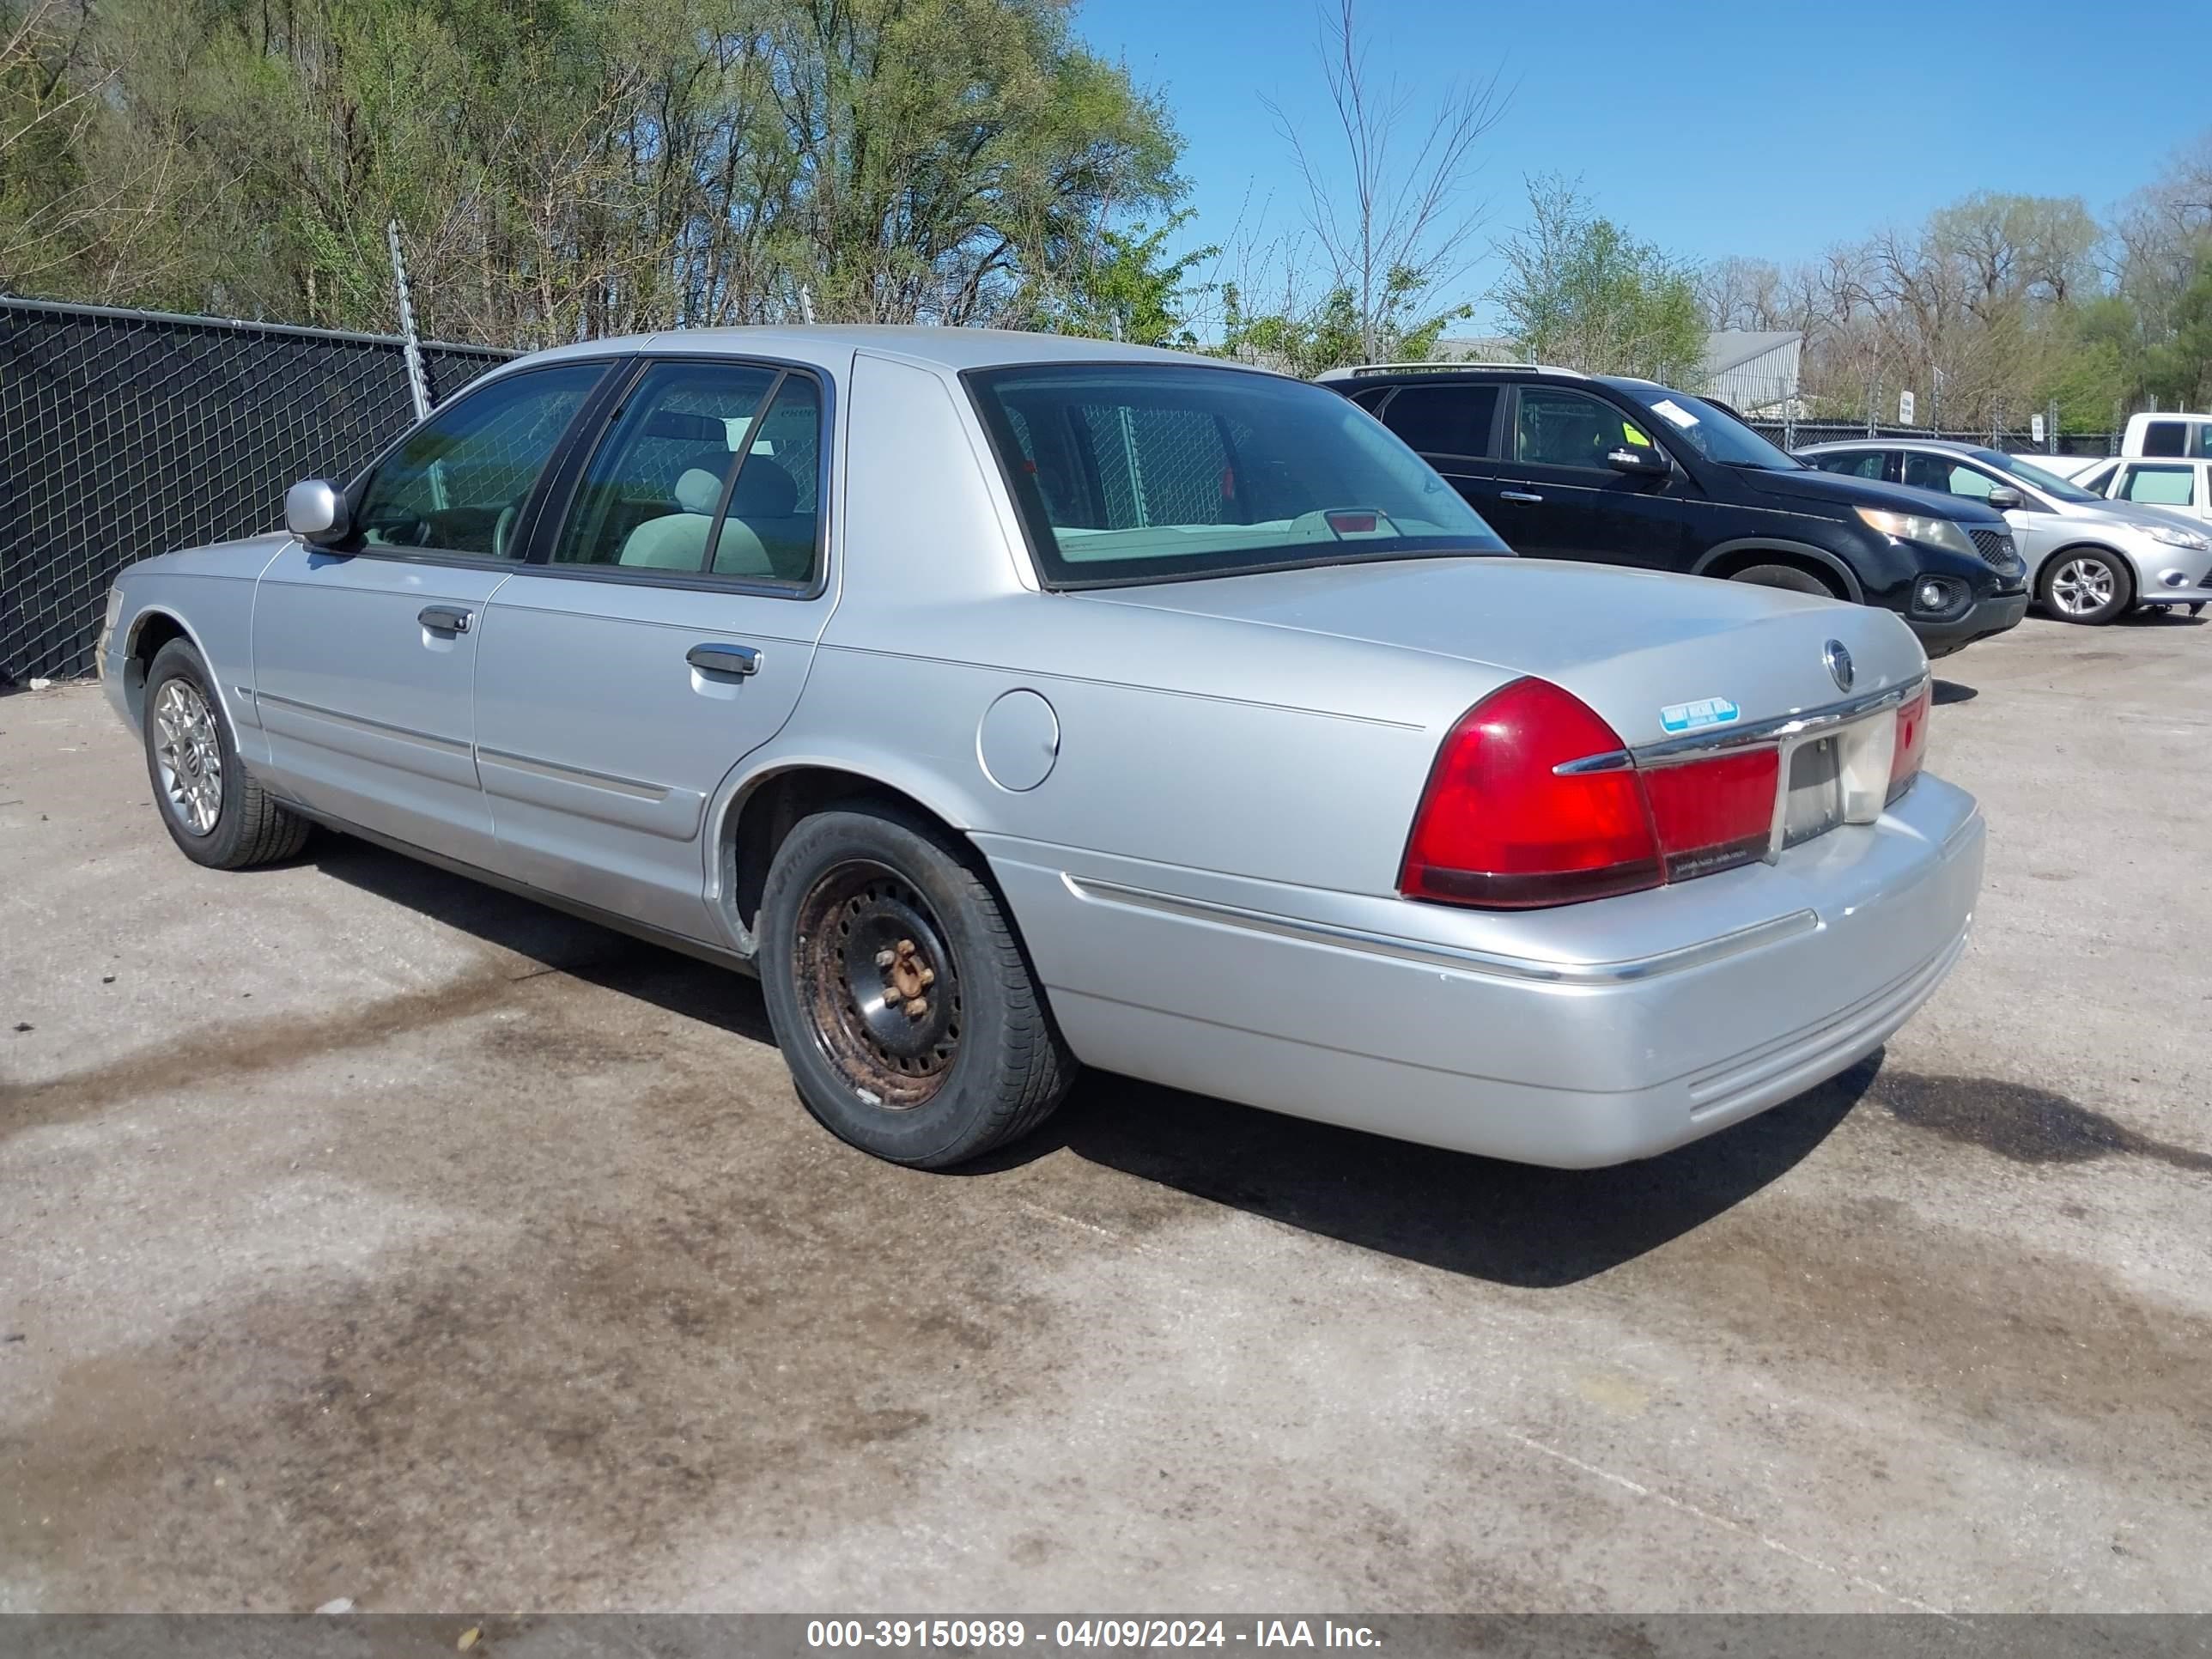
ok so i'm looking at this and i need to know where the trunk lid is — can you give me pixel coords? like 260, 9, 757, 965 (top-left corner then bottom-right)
1082, 556, 1926, 747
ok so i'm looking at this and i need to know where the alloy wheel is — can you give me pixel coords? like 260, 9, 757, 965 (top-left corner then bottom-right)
2050, 557, 2117, 617
152, 679, 224, 836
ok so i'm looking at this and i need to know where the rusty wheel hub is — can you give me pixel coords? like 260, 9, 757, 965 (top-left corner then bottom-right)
794, 861, 962, 1109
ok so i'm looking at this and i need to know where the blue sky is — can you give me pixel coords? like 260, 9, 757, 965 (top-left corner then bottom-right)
1073, 0, 2212, 331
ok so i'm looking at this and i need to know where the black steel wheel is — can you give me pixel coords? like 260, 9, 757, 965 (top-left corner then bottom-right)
793, 860, 964, 1109
758, 802, 1074, 1168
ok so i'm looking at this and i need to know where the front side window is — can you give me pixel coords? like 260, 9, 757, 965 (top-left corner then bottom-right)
968, 364, 1504, 586
1382, 384, 1500, 458
1900, 453, 1999, 500
2074, 459, 2119, 494
355, 363, 605, 558
2119, 463, 2197, 507
553, 362, 823, 583
1515, 389, 1653, 469
1810, 450, 1887, 480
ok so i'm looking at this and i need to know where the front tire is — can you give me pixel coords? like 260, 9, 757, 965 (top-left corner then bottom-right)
2041, 549, 2133, 624
1728, 562, 1837, 598
142, 639, 311, 868
757, 803, 1075, 1168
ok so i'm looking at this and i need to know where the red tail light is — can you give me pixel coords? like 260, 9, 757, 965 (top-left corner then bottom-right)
1401, 679, 1661, 908
1401, 679, 1783, 910
1888, 683, 1930, 804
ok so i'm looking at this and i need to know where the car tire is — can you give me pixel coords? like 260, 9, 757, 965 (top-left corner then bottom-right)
1728, 562, 1836, 598
2040, 547, 2133, 625
142, 639, 312, 869
757, 802, 1076, 1168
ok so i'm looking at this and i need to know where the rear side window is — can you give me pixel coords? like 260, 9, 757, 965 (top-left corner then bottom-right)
550, 361, 824, 585
1380, 385, 1499, 458
2118, 464, 2197, 507
2140, 421, 2188, 458
1811, 451, 1887, 480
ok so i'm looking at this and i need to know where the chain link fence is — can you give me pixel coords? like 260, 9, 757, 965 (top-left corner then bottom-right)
1, 298, 512, 684
1746, 418, 2123, 458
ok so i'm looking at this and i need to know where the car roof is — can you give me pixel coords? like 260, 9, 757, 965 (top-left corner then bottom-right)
509, 325, 1256, 378
1798, 437, 1996, 457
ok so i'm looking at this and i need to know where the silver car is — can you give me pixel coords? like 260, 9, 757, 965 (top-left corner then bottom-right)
100, 328, 1982, 1170
1801, 438, 2212, 623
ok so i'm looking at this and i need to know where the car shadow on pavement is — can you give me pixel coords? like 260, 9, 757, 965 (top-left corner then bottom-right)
304, 835, 779, 1046
304, 833, 1872, 1291
1932, 678, 1978, 705
992, 1059, 1876, 1290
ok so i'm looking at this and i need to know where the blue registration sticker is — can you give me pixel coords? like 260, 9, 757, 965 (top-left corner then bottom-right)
1660, 697, 1741, 734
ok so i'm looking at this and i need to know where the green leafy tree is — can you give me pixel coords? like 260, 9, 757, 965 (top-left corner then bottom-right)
1492, 173, 1703, 384
1217, 266, 1467, 377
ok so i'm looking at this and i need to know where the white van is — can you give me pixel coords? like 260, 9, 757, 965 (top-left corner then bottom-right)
2121, 411, 2212, 459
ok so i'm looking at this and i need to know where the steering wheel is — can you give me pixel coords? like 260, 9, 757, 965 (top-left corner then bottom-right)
492, 498, 522, 559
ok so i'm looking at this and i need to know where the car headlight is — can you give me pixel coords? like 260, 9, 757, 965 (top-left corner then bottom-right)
1855, 505, 1978, 560
2144, 522, 2211, 551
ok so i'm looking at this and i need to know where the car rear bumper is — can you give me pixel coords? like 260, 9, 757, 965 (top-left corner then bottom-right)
980, 775, 1984, 1168
1911, 590, 2028, 658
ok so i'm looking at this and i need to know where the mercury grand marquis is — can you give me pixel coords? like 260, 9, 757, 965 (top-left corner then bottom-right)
99, 327, 1984, 1169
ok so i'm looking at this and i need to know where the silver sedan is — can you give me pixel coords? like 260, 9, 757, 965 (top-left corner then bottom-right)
100, 328, 1982, 1169
1801, 437, 2212, 623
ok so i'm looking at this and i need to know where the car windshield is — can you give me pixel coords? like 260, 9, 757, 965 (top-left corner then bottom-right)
1974, 448, 2101, 503
1619, 386, 1802, 469
966, 364, 1508, 586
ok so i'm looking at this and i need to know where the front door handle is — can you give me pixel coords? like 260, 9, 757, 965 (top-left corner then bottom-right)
687, 643, 762, 678
1499, 490, 1545, 505
418, 605, 472, 634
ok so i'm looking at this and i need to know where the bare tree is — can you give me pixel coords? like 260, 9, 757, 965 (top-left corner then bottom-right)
1264, 0, 1510, 362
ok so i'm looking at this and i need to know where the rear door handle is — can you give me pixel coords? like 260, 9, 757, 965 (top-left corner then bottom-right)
687, 643, 762, 678
1499, 490, 1544, 505
418, 605, 472, 634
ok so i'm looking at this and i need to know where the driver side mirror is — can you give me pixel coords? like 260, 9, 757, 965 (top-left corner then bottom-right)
1606, 446, 1671, 478
1985, 486, 2024, 511
284, 478, 350, 544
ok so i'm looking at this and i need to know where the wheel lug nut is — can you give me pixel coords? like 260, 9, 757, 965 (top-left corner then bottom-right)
903, 997, 927, 1018
875, 948, 896, 969
915, 966, 935, 988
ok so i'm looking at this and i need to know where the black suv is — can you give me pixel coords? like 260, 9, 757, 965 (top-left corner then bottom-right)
1319, 365, 2029, 657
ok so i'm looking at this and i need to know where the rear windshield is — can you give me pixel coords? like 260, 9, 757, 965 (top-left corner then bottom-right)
965, 363, 1508, 587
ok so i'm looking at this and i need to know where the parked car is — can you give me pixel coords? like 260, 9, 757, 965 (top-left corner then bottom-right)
1802, 439, 2212, 623
1316, 364, 2027, 658
100, 328, 1982, 1172
2122, 411, 2212, 459
2064, 453, 2212, 559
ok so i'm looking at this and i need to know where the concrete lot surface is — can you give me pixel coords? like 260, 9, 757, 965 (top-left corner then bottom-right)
3, 612, 2209, 1613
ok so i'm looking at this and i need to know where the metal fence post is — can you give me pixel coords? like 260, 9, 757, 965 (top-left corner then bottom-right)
386, 220, 431, 421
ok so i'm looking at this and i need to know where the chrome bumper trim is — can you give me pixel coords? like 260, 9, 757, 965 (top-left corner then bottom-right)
1061, 874, 1819, 987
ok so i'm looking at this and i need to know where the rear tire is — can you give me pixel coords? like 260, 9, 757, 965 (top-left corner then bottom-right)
757, 802, 1075, 1169
142, 639, 311, 869
2040, 548, 2132, 624
1728, 562, 1838, 598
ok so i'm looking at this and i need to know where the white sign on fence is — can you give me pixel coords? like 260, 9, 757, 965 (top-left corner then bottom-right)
1899, 390, 1917, 425
2032, 414, 2046, 445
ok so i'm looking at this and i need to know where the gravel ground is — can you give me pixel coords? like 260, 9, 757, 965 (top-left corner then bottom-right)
2, 609, 2208, 1613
